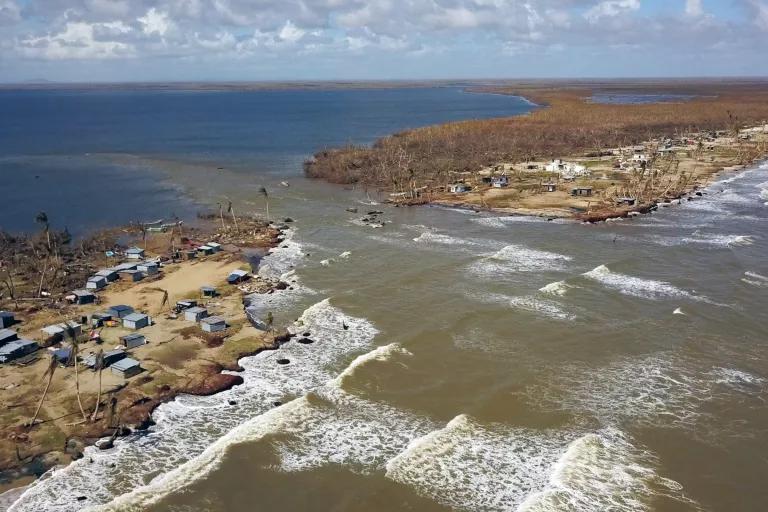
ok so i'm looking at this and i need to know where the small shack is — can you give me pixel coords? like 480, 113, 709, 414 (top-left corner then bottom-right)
201, 286, 217, 298
137, 261, 159, 275
184, 250, 197, 260
121, 333, 147, 349
119, 269, 144, 282
207, 242, 222, 253
68, 289, 96, 305
90, 312, 113, 328
95, 269, 119, 282
86, 276, 108, 290
125, 247, 145, 260
200, 316, 226, 333
108, 305, 134, 319
543, 183, 557, 193
111, 357, 142, 378
617, 197, 637, 206
185, 306, 209, 322
41, 324, 65, 344
571, 187, 593, 197
448, 183, 471, 194
0, 328, 18, 347
113, 262, 137, 272
123, 313, 150, 330
0, 311, 15, 329
227, 269, 249, 285
84, 349, 126, 369
52, 347, 73, 365
0, 339, 39, 363
197, 245, 214, 256
175, 299, 197, 312
491, 176, 509, 188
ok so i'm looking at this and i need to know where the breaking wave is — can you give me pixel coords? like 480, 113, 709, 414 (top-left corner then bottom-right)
582, 265, 704, 301
538, 280, 575, 296
742, 271, 768, 287
469, 244, 572, 277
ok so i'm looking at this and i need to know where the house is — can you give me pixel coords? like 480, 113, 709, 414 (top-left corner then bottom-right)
175, 299, 197, 313
545, 160, 589, 179
121, 333, 147, 349
95, 269, 119, 282
207, 242, 222, 252
571, 187, 593, 197
0, 339, 39, 363
184, 250, 197, 260
110, 357, 142, 378
84, 349, 126, 369
137, 261, 159, 275
41, 324, 65, 344
90, 312, 113, 328
201, 286, 217, 298
185, 306, 209, 322
227, 269, 249, 285
125, 247, 145, 260
0, 311, 15, 329
123, 313, 150, 330
197, 245, 215, 256
86, 276, 108, 290
52, 347, 73, 365
617, 197, 637, 206
68, 289, 96, 305
0, 328, 18, 347
113, 262, 138, 272
200, 316, 226, 333
118, 269, 144, 282
108, 305, 134, 319
448, 183, 471, 194
543, 183, 558, 193
491, 176, 509, 188
41, 321, 81, 344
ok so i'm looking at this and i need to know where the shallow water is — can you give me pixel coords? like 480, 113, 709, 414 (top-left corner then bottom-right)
7, 93, 768, 512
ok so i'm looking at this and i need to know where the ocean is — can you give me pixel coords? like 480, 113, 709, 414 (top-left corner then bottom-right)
5, 87, 768, 512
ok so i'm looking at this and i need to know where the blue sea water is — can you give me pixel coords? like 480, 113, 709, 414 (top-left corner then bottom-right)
0, 87, 533, 234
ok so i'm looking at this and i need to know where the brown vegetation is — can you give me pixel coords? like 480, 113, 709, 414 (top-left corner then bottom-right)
304, 80, 768, 192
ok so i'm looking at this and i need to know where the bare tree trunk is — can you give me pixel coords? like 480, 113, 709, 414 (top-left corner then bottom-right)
29, 358, 57, 428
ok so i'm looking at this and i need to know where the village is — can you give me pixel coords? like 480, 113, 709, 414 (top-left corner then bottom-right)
387, 124, 768, 220
0, 215, 291, 486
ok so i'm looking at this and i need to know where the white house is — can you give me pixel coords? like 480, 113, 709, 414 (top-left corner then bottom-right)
448, 183, 471, 193
200, 316, 226, 333
491, 176, 509, 188
125, 247, 145, 260
137, 261, 159, 275
123, 313, 150, 330
545, 160, 588, 179
185, 307, 209, 322
86, 276, 108, 290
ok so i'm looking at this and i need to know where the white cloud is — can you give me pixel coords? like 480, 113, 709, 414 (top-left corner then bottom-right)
278, 20, 305, 43
138, 7, 171, 36
18, 20, 134, 59
584, 0, 641, 21
685, 0, 704, 17
745, 0, 768, 31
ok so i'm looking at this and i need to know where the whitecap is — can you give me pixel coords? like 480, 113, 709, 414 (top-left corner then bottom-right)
469, 244, 572, 276
538, 280, 575, 296
582, 264, 703, 301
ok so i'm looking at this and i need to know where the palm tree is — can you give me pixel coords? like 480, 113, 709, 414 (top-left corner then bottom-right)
66, 328, 88, 422
90, 349, 105, 422
258, 187, 270, 222
29, 354, 58, 428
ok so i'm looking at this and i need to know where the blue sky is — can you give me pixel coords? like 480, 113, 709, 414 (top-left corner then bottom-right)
0, 0, 766, 82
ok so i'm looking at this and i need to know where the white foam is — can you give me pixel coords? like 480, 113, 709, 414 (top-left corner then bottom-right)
519, 429, 694, 512
332, 343, 412, 387
258, 228, 305, 281
538, 280, 575, 296
673, 307, 685, 315
469, 292, 575, 321
386, 415, 578, 511
583, 265, 702, 301
10, 299, 379, 512
412, 231, 478, 247
742, 271, 768, 287
472, 216, 553, 229
470, 244, 572, 277
711, 367, 765, 390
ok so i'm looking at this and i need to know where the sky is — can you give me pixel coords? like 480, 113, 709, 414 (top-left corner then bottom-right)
0, 0, 767, 82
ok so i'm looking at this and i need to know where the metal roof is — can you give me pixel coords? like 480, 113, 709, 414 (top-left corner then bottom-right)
0, 329, 17, 341
126, 247, 144, 254
200, 316, 225, 325
109, 305, 133, 312
123, 313, 148, 322
111, 357, 140, 371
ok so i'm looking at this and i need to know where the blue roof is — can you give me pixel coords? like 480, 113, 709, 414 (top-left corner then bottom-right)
109, 305, 133, 312
0, 311, 13, 318
0, 339, 37, 355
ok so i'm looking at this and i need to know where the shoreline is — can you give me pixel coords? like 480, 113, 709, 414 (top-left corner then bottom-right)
0, 217, 294, 500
